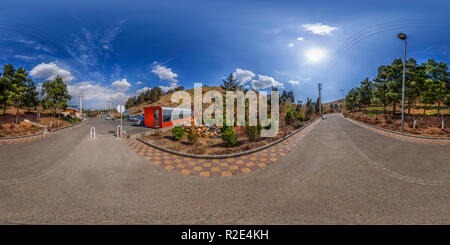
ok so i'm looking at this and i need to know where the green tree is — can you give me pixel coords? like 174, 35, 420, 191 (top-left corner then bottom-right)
372, 65, 390, 113
345, 87, 359, 112
9, 67, 32, 124
41, 75, 72, 118
385, 58, 403, 115
357, 77, 373, 113
22, 79, 39, 112
423, 59, 448, 114
221, 73, 243, 91
0, 64, 15, 114
404, 59, 425, 114
150, 86, 162, 102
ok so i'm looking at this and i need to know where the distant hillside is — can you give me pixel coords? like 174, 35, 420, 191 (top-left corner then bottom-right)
128, 86, 227, 114
323, 98, 345, 113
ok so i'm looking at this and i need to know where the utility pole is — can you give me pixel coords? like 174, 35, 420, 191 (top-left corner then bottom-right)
109, 97, 113, 115
397, 33, 407, 130
79, 90, 84, 119
318, 83, 323, 117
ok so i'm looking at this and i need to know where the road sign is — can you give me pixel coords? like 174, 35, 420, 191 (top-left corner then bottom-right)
117, 104, 125, 114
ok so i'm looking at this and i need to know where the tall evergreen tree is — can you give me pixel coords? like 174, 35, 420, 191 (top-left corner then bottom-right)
1, 64, 15, 114
41, 75, 72, 118
221, 73, 243, 91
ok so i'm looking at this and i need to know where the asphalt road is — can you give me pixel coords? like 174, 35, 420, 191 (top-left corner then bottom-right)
0, 114, 448, 224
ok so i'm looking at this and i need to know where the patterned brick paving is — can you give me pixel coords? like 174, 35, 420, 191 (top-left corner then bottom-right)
127, 120, 320, 177
0, 134, 46, 145
346, 117, 450, 145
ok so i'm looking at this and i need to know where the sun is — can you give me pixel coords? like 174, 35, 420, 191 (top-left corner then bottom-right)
305, 48, 326, 63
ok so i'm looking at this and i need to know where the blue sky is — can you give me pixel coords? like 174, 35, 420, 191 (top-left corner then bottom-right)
1, 0, 450, 109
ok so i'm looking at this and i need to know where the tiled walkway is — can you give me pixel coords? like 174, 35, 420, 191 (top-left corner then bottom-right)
127, 119, 320, 177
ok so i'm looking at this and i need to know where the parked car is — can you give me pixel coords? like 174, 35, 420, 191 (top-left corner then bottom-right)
127, 115, 138, 122
131, 115, 145, 126
105, 115, 111, 120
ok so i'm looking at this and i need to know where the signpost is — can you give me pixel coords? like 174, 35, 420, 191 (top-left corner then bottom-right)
117, 104, 125, 138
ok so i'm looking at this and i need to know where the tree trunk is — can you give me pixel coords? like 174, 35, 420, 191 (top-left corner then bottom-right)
393, 103, 396, 116
15, 100, 21, 124
423, 105, 426, 115
3, 99, 6, 115
437, 100, 441, 115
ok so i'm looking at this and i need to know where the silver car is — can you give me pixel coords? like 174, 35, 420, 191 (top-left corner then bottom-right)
131, 115, 145, 126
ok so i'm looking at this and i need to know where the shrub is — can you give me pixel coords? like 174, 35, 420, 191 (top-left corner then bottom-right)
221, 119, 232, 133
296, 110, 307, 121
187, 131, 198, 144
285, 108, 296, 125
245, 123, 262, 141
294, 121, 304, 129
221, 127, 237, 147
171, 126, 185, 140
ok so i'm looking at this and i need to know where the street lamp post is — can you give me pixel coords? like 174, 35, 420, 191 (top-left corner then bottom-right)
398, 33, 407, 130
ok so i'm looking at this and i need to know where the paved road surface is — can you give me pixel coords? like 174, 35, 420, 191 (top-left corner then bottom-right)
0, 114, 448, 224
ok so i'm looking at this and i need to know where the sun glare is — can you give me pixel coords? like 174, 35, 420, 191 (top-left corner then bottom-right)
305, 48, 326, 63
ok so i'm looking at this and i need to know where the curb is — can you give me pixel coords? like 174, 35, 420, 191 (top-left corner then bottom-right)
136, 117, 319, 159
0, 118, 87, 140
343, 114, 450, 140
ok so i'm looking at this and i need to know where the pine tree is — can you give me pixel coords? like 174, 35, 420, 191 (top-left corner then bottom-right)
221, 73, 243, 91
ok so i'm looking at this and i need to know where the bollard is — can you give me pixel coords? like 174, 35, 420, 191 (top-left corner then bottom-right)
90, 127, 95, 139
413, 120, 416, 129
442, 120, 445, 130
117, 125, 122, 138
122, 130, 127, 139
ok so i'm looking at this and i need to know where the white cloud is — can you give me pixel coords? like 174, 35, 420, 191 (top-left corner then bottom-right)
151, 64, 178, 82
135, 87, 151, 95
111, 78, 131, 92
297, 37, 304, 41
288, 43, 295, 47
232, 68, 255, 85
30, 62, 75, 82
135, 81, 143, 85
68, 82, 128, 108
302, 23, 338, 35
251, 75, 284, 90
288, 80, 300, 85
159, 82, 178, 93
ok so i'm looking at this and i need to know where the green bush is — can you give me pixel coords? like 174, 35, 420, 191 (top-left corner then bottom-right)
221, 127, 237, 147
171, 126, 185, 140
285, 108, 296, 125
59, 115, 81, 124
221, 119, 232, 133
245, 123, 262, 141
187, 131, 198, 144
294, 121, 304, 129
296, 110, 307, 121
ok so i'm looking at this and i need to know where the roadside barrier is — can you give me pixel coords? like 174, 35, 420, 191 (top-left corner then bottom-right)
117, 125, 122, 138
90, 127, 95, 139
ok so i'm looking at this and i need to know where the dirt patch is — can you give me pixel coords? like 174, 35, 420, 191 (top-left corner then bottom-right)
344, 112, 450, 137
141, 123, 307, 155
0, 109, 73, 137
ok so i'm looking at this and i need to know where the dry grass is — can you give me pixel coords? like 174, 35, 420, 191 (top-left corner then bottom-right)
346, 112, 450, 137
0, 107, 71, 137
